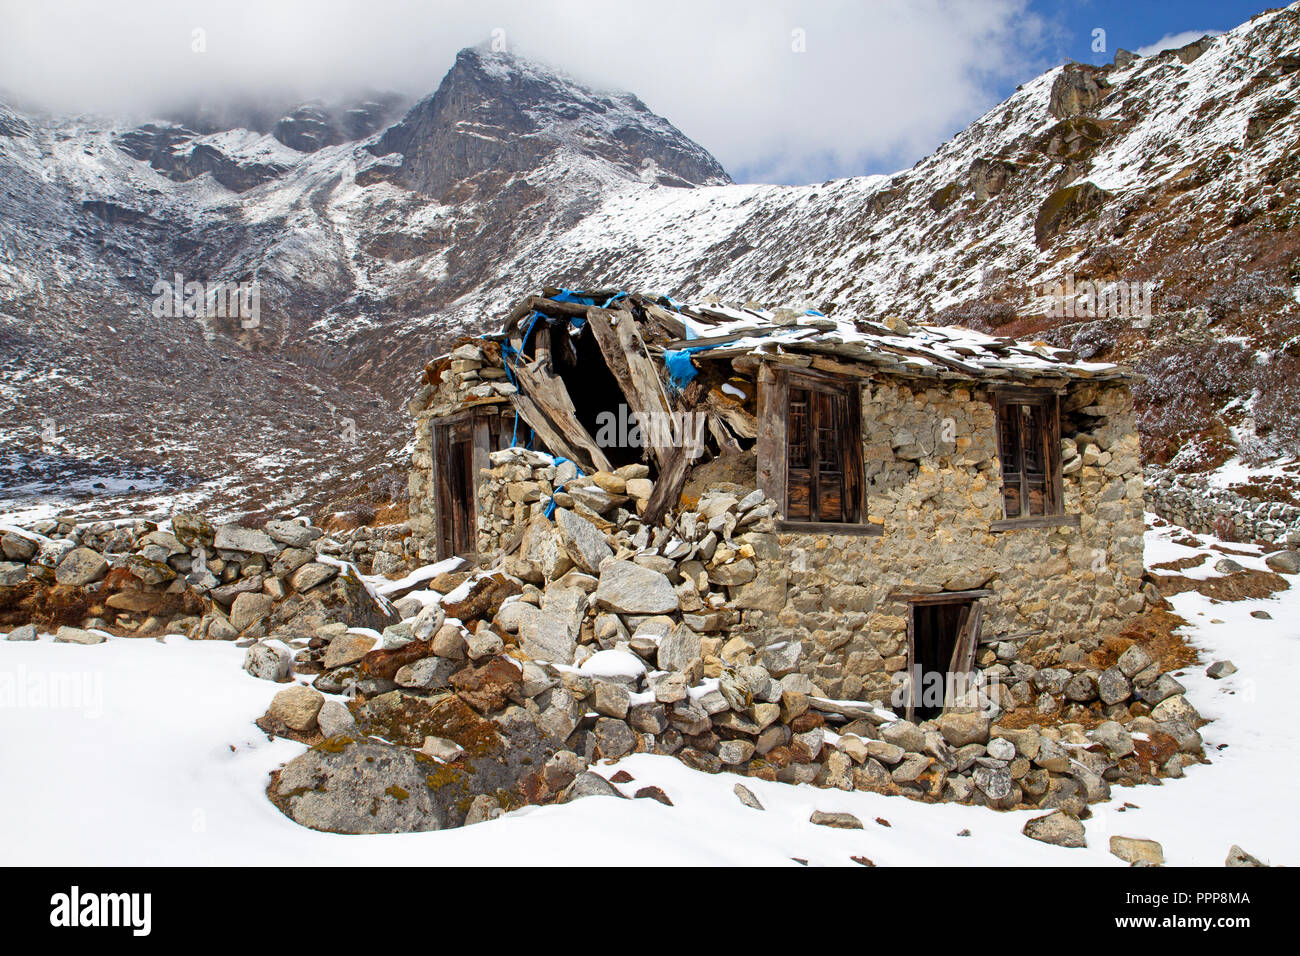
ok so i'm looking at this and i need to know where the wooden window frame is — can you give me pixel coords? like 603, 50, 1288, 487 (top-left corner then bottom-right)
990, 387, 1074, 531
756, 364, 878, 534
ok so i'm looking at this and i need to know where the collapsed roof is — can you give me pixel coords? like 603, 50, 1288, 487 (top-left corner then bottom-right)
443, 287, 1133, 523
494, 288, 1133, 384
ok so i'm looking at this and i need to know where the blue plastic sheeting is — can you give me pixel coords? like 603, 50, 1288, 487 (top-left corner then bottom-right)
664, 346, 710, 392
543, 457, 584, 518
805, 308, 827, 317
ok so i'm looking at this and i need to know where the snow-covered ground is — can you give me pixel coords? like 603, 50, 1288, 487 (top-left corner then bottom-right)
1, 517, 1294, 866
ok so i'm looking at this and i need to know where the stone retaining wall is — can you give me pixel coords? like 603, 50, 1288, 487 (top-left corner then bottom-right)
1145, 467, 1300, 546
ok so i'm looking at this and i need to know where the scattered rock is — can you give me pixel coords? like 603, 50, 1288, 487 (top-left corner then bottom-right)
558, 771, 626, 803
1206, 660, 1237, 679
734, 783, 765, 810
1023, 810, 1087, 848
1109, 835, 1164, 866
810, 810, 863, 829
54, 626, 106, 645
1226, 845, 1266, 867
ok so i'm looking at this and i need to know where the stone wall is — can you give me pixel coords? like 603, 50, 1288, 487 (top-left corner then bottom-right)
736, 377, 1146, 701
1145, 466, 1300, 546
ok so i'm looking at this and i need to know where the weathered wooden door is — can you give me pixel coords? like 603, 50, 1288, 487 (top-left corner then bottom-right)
435, 418, 477, 559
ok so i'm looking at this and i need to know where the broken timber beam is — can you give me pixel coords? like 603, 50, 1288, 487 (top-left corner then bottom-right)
641, 379, 705, 526
585, 306, 675, 470
510, 358, 614, 474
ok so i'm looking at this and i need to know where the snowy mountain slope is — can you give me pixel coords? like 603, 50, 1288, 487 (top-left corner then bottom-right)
0, 46, 730, 521
2, 8, 1300, 521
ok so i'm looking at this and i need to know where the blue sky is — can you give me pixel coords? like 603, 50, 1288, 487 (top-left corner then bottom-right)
1033, 0, 1269, 66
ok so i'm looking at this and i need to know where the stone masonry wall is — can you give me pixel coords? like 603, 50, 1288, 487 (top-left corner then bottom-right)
733, 377, 1146, 702
1145, 466, 1300, 546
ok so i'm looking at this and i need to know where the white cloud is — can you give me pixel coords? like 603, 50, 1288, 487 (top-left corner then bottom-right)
1135, 28, 1222, 58
0, 0, 1047, 184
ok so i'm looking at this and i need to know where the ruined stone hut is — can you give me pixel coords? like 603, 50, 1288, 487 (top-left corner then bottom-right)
408, 289, 1144, 718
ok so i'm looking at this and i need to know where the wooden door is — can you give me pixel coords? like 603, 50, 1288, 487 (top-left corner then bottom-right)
435, 418, 478, 560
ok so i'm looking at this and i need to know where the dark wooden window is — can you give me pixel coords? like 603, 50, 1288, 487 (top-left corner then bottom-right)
994, 391, 1063, 520
785, 378, 862, 523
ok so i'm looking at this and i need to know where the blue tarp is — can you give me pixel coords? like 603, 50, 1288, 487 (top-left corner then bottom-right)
543, 457, 584, 518
664, 345, 720, 392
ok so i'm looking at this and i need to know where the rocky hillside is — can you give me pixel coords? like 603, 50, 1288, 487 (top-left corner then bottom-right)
3, 7, 1300, 522
0, 48, 729, 522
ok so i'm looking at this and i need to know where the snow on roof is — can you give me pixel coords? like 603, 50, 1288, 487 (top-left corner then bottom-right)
499, 289, 1134, 384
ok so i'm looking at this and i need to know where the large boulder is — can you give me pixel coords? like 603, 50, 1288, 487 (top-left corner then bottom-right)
1048, 64, 1106, 119
1035, 181, 1110, 246
54, 548, 108, 586
594, 561, 679, 615
268, 739, 445, 834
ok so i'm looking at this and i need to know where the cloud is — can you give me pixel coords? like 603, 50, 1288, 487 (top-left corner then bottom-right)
1134, 28, 1222, 57
0, 0, 1047, 185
